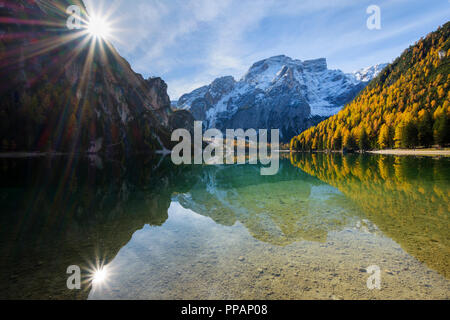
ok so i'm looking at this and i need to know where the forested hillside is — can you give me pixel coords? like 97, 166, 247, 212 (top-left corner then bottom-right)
291, 22, 450, 151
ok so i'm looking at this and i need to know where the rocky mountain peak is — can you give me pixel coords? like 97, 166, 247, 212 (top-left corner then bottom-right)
243, 55, 300, 88
303, 58, 328, 72
352, 63, 389, 82
176, 54, 386, 142
209, 76, 236, 99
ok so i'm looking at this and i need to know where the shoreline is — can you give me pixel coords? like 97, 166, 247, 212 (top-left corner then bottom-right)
2, 148, 450, 159
0, 152, 67, 159
368, 149, 450, 156
288, 149, 450, 157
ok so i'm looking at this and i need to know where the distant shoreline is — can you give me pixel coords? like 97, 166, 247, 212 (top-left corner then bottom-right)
368, 149, 450, 156
288, 149, 450, 157
2, 148, 450, 159
0, 152, 68, 158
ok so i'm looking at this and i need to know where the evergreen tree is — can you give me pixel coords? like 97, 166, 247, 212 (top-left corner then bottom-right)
433, 114, 449, 147
358, 128, 370, 151
343, 131, 357, 150
332, 131, 342, 150
2, 139, 9, 151
402, 121, 419, 148
418, 111, 433, 147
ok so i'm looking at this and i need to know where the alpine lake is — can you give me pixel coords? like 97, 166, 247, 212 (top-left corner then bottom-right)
0, 152, 449, 299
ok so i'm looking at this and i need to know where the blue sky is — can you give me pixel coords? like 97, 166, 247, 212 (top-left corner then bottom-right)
83, 0, 450, 99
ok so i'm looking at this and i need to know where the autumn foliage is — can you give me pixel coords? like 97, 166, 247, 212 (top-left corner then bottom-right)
291, 22, 450, 151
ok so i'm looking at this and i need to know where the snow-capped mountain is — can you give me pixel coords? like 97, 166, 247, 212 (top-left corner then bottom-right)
352, 63, 389, 82
176, 55, 386, 141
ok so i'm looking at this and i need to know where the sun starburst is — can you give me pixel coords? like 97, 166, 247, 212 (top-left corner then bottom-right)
87, 15, 111, 40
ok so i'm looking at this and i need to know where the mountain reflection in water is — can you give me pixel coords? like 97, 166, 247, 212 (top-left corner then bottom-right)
0, 153, 448, 299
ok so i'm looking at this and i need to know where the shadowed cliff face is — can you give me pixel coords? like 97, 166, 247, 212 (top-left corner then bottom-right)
290, 153, 450, 279
0, 155, 198, 299
0, 0, 193, 154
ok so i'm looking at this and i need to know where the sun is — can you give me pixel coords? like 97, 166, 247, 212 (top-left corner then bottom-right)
92, 267, 108, 284
87, 15, 111, 39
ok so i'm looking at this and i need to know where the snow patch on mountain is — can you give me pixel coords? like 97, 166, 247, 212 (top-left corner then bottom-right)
176, 55, 386, 140
351, 63, 388, 82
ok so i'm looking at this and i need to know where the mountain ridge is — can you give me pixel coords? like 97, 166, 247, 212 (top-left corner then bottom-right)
176, 55, 386, 141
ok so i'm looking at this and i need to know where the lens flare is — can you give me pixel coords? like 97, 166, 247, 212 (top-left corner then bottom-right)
87, 15, 111, 39
92, 267, 109, 284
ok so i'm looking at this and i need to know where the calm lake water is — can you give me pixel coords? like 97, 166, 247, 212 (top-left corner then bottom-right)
0, 153, 449, 299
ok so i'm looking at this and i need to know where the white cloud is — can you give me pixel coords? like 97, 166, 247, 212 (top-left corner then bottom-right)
168, 77, 211, 101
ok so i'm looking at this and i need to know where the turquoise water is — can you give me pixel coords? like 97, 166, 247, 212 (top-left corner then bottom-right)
0, 153, 449, 299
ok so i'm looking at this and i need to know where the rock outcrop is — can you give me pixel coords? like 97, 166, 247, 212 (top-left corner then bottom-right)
0, 0, 192, 154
